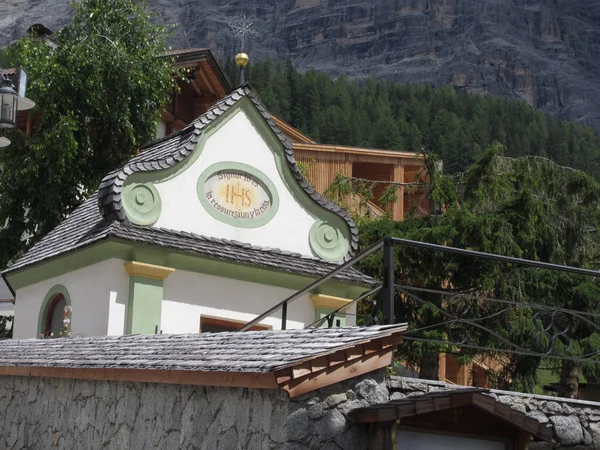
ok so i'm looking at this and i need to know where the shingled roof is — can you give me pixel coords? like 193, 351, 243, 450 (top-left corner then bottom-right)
6, 84, 366, 283
0, 324, 407, 397
97, 84, 359, 260
351, 388, 552, 442
4, 195, 373, 286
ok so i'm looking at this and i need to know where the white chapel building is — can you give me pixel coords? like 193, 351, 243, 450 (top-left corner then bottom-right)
3, 85, 373, 339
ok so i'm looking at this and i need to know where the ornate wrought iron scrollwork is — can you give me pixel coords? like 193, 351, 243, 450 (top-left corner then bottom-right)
533, 310, 572, 355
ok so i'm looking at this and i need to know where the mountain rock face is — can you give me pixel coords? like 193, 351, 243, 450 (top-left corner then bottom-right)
2, 0, 600, 130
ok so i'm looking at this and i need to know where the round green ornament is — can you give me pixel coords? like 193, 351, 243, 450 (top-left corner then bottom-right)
309, 220, 350, 262
122, 182, 162, 226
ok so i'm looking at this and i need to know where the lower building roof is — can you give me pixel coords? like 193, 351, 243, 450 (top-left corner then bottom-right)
0, 324, 407, 397
350, 388, 552, 442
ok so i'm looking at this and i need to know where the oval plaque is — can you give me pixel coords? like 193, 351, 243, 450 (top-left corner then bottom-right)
197, 162, 279, 228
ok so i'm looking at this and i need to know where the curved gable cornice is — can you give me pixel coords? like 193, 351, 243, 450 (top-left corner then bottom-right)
97, 86, 359, 260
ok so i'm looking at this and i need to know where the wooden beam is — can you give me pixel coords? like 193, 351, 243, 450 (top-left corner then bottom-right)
392, 163, 404, 221
282, 349, 393, 398
0, 365, 278, 390
294, 143, 423, 161
364, 339, 382, 355
190, 76, 204, 97
292, 362, 313, 379
381, 335, 403, 348
346, 344, 365, 361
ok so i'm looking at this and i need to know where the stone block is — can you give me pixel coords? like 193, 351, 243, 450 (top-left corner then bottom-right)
337, 399, 368, 416
323, 393, 347, 409
307, 402, 324, 420
334, 426, 368, 450
390, 392, 405, 401
550, 415, 584, 445
285, 408, 310, 442
315, 409, 347, 441
526, 410, 549, 424
355, 379, 389, 405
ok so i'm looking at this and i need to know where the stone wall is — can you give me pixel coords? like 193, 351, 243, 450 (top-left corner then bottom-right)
3, 373, 600, 449
287, 373, 600, 450
0, 376, 288, 450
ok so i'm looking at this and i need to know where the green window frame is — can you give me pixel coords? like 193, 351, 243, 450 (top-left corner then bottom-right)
38, 285, 72, 339
315, 308, 346, 328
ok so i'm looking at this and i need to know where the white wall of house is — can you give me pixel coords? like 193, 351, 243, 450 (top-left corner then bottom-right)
160, 269, 315, 333
13, 257, 355, 338
0, 279, 13, 302
153, 108, 318, 258
12, 259, 129, 339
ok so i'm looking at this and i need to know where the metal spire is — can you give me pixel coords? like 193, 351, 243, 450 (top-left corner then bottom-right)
228, 14, 258, 87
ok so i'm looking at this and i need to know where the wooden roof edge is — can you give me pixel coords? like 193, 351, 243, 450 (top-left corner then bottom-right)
293, 142, 425, 161
162, 47, 231, 93
280, 348, 394, 398
272, 324, 407, 375
350, 390, 552, 442
273, 326, 407, 398
272, 116, 316, 144
0, 365, 278, 390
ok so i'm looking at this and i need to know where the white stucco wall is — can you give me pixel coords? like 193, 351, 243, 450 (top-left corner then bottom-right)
153, 108, 318, 257
0, 278, 13, 302
12, 259, 129, 339
160, 269, 315, 333
13, 258, 354, 338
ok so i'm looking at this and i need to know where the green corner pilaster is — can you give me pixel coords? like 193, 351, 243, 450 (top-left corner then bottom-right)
124, 262, 174, 335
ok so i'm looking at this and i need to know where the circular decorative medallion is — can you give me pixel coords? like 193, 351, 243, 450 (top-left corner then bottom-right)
122, 182, 162, 226
309, 220, 350, 262
197, 162, 279, 228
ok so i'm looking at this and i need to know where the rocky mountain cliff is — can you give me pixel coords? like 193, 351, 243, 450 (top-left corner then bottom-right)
2, 0, 600, 131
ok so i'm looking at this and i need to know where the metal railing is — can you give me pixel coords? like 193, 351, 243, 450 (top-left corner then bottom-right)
237, 236, 600, 336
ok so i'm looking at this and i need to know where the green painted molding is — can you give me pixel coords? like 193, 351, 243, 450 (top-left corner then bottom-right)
197, 161, 280, 228
238, 100, 352, 262
119, 97, 351, 261
315, 307, 347, 328
122, 182, 162, 226
309, 220, 350, 262
126, 275, 163, 335
37, 284, 71, 337
6, 239, 369, 298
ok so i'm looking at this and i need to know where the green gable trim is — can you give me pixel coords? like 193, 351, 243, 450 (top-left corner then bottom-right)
6, 239, 369, 299
196, 161, 280, 229
126, 276, 163, 335
122, 182, 162, 226
38, 284, 71, 338
118, 98, 350, 262
239, 100, 351, 262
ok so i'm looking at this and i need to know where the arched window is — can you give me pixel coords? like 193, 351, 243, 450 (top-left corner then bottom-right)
38, 285, 71, 339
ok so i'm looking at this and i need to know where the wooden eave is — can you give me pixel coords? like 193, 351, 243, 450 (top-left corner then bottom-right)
0, 365, 278, 390
0, 326, 406, 398
293, 142, 424, 162
272, 116, 316, 144
351, 389, 552, 442
274, 329, 406, 398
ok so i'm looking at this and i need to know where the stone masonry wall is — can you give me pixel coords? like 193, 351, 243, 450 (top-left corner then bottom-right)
0, 376, 289, 450
3, 372, 600, 449
287, 372, 600, 450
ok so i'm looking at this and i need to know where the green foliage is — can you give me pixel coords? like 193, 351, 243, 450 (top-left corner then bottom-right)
244, 60, 600, 179
0, 0, 177, 267
354, 146, 600, 392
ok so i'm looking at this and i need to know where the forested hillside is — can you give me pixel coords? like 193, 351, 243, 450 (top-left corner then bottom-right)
232, 61, 600, 177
